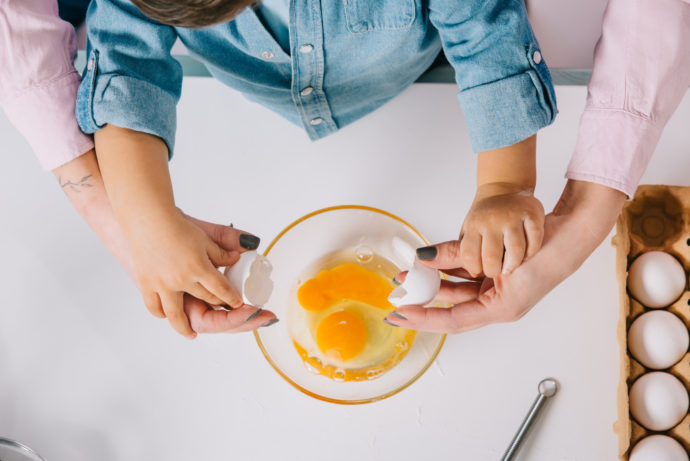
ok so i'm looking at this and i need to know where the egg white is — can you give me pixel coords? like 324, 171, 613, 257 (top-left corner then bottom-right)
288, 292, 412, 370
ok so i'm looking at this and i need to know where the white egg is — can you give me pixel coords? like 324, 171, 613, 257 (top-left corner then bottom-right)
224, 251, 273, 307
629, 372, 689, 431
628, 310, 689, 369
628, 251, 686, 308
629, 435, 689, 461
388, 259, 440, 307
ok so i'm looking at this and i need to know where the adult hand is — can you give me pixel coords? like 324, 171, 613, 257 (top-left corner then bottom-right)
182, 215, 278, 333
385, 180, 626, 333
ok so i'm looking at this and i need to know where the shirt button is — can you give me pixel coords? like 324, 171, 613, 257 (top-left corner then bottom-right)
533, 50, 542, 64
261, 51, 275, 59
310, 117, 323, 126
301, 87, 314, 96
299, 44, 314, 54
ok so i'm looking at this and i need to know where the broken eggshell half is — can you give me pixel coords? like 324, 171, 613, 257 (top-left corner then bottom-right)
223, 250, 274, 307
388, 259, 441, 307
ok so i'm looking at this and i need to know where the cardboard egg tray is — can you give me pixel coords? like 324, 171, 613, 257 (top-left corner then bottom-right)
613, 185, 690, 459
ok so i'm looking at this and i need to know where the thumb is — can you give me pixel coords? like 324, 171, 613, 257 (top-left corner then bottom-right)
207, 242, 240, 268
415, 240, 463, 270
186, 216, 261, 253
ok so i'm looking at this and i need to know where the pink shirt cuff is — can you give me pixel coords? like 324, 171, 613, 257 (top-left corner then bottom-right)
2, 70, 93, 170
566, 109, 662, 198
565, 0, 690, 199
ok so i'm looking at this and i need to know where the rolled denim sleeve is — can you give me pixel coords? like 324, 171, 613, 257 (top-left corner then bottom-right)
428, 0, 557, 153
76, 0, 181, 155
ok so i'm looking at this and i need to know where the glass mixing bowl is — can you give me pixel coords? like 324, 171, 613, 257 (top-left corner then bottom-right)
255, 205, 445, 404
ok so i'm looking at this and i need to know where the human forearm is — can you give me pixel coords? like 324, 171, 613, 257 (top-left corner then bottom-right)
52, 149, 136, 281
476, 134, 536, 193
94, 124, 177, 235
550, 179, 626, 274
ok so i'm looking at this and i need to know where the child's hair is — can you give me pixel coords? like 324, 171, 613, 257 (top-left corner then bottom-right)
131, 0, 256, 28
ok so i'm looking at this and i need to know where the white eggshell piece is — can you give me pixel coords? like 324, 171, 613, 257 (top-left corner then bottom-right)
628, 251, 686, 308
628, 310, 689, 369
629, 435, 689, 461
224, 251, 274, 307
388, 259, 440, 308
629, 371, 689, 431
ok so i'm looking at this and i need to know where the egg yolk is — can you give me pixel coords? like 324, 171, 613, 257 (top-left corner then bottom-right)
297, 263, 394, 312
315, 310, 367, 362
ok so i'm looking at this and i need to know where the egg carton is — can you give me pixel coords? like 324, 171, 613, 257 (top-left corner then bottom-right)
613, 185, 690, 459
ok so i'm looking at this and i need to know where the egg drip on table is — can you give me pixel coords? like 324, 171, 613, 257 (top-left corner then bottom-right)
614, 185, 690, 460
289, 254, 417, 383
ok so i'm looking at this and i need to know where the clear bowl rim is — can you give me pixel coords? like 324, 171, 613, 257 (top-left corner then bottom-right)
254, 204, 446, 405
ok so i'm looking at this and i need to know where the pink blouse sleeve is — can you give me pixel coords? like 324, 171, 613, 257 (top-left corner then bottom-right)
0, 0, 93, 170
566, 0, 690, 198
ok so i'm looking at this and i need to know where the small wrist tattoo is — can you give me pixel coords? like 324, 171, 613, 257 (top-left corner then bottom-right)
59, 174, 93, 193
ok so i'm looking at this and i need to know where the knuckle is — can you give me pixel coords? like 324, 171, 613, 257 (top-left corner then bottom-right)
211, 225, 227, 244
170, 274, 188, 287
192, 258, 210, 274
460, 242, 477, 261
447, 240, 462, 262
483, 252, 501, 267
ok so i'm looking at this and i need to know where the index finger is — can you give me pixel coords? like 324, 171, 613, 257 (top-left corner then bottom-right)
385, 300, 492, 334
201, 268, 244, 308
185, 295, 278, 333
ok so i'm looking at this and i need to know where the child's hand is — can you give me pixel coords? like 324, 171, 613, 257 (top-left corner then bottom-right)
455, 182, 544, 278
127, 209, 258, 339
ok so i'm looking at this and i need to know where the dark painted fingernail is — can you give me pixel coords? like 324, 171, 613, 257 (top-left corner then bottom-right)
383, 318, 399, 327
416, 246, 437, 261
390, 311, 408, 320
229, 223, 234, 228
239, 234, 260, 250
261, 318, 279, 328
245, 308, 263, 322
392, 277, 401, 286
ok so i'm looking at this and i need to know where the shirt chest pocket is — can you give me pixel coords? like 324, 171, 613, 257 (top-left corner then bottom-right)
345, 0, 416, 33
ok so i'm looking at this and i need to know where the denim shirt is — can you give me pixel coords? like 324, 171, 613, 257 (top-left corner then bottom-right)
76, 0, 557, 155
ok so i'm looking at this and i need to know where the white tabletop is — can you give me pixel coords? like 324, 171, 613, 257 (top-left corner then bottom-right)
2, 81, 690, 460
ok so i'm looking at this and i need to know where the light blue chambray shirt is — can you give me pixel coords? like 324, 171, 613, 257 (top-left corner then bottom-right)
76, 0, 557, 155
